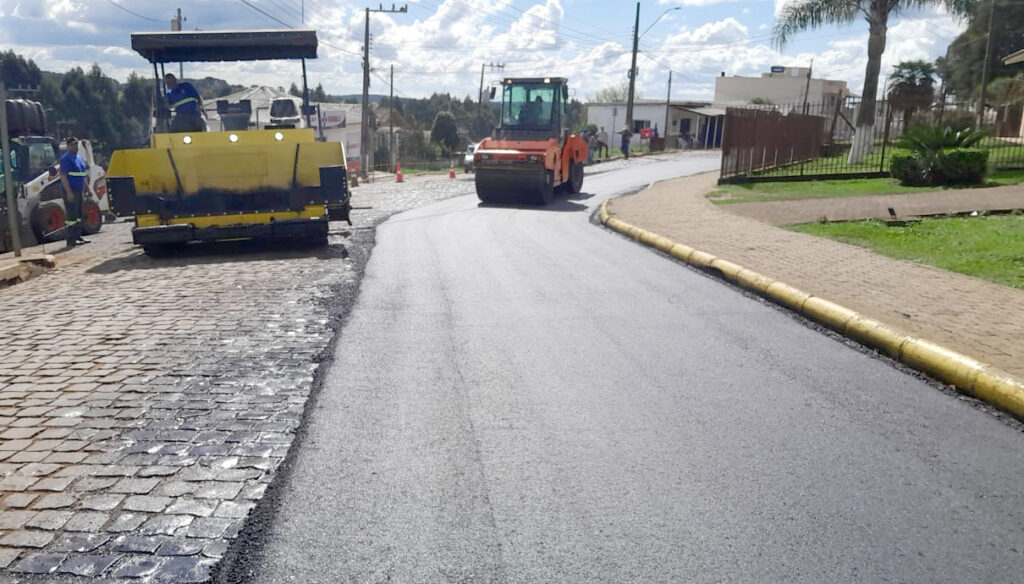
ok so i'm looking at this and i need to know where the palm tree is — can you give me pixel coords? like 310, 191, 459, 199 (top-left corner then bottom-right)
888, 60, 937, 129
773, 0, 975, 163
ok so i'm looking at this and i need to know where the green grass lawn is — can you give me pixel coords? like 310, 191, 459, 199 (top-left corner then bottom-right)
710, 170, 1024, 205
790, 214, 1024, 289
739, 144, 892, 180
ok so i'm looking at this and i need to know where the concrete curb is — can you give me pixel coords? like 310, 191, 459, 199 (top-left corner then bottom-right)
0, 255, 56, 287
599, 199, 1024, 420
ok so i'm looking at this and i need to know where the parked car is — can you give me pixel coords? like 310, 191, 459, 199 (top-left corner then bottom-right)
463, 143, 478, 173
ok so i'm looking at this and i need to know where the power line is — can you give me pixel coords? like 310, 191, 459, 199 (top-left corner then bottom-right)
237, 0, 293, 28
103, 0, 164, 23
320, 38, 364, 58
267, 0, 302, 19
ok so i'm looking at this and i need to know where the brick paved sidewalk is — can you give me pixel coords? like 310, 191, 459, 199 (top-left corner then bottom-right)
0, 176, 473, 581
718, 184, 1024, 226
610, 172, 1024, 380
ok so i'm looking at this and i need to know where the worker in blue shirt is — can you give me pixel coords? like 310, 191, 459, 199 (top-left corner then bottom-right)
164, 73, 206, 133
59, 137, 89, 247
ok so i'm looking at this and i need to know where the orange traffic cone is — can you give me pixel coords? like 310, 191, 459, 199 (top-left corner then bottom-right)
396, 162, 403, 183
449, 162, 456, 179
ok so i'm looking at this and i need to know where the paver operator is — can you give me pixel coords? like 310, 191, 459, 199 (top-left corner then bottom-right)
59, 137, 89, 247
164, 73, 206, 133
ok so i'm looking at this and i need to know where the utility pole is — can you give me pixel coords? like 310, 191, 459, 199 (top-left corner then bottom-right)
802, 59, 813, 115
626, 2, 640, 137
0, 83, 22, 257
389, 64, 394, 173
361, 3, 408, 179
478, 62, 505, 105
978, 0, 997, 126
664, 70, 672, 144
172, 9, 185, 79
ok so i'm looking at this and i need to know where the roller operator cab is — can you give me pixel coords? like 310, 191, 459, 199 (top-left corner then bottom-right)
474, 77, 587, 205
106, 30, 350, 256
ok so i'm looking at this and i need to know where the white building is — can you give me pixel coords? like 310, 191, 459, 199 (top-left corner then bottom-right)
714, 67, 850, 108
586, 100, 726, 149
202, 86, 363, 173
202, 86, 292, 132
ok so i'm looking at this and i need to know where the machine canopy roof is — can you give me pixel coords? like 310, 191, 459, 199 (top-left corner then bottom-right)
130, 30, 317, 64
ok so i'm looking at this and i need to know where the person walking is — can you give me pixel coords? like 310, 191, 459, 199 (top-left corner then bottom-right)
59, 137, 89, 247
597, 126, 609, 158
164, 74, 206, 133
586, 130, 596, 165
619, 126, 633, 159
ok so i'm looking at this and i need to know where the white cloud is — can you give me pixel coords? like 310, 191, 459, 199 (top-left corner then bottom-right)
633, 7, 966, 101
666, 17, 749, 45
659, 0, 753, 6
0, 0, 971, 103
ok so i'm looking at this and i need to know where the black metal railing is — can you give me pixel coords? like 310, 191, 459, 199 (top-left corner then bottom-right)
720, 97, 1024, 182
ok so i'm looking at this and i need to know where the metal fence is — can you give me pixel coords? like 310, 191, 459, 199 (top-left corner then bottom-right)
720, 97, 1024, 182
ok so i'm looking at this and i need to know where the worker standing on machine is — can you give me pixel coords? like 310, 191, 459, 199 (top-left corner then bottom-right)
59, 137, 89, 247
164, 74, 206, 133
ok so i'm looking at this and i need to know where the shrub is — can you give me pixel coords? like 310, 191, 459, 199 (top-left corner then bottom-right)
933, 148, 988, 185
891, 153, 926, 185
890, 124, 990, 186
896, 124, 987, 155
889, 147, 988, 186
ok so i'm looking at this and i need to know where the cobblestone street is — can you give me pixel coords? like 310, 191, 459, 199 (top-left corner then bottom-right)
0, 174, 474, 582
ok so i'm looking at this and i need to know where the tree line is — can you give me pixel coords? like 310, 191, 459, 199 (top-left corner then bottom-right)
2, 49, 592, 166
3, 50, 153, 163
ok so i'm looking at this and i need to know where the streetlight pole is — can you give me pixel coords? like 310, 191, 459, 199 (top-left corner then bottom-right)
390, 64, 394, 173
664, 70, 672, 144
978, 0, 997, 126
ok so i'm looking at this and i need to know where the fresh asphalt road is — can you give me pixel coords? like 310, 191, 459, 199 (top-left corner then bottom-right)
238, 154, 1024, 583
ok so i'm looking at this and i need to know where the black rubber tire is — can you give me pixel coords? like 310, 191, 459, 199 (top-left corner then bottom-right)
476, 168, 551, 206
4, 101, 23, 134
32, 102, 46, 132
5, 100, 45, 135
30, 203, 65, 241
531, 170, 554, 205
567, 160, 584, 194
475, 174, 499, 204
81, 199, 102, 235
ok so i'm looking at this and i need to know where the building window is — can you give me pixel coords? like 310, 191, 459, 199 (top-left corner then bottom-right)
633, 119, 651, 133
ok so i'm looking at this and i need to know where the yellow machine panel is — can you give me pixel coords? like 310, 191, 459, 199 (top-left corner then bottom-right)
135, 206, 325, 229
108, 128, 344, 196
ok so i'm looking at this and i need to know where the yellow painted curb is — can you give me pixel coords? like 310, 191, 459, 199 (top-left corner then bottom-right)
598, 199, 1024, 421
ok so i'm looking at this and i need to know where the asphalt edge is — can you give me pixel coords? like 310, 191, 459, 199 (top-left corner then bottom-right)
598, 198, 1024, 420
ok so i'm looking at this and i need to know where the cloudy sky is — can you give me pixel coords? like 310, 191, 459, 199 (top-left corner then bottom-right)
0, 0, 969, 101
